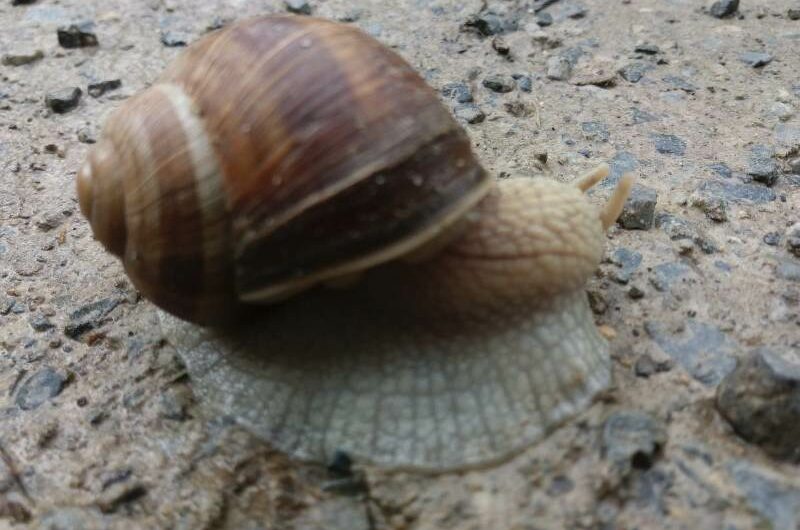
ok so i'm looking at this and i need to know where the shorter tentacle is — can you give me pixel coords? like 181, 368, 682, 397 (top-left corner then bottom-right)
574, 163, 610, 192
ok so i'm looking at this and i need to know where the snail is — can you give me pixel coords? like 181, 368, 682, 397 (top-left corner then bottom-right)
77, 14, 634, 471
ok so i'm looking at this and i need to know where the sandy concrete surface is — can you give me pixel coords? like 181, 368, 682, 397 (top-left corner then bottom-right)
1, 0, 800, 528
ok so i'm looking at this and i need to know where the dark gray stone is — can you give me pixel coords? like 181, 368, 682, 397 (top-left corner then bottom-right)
789, 8, 800, 20
11, 0, 37, 4
786, 223, 800, 257
645, 320, 738, 386
739, 51, 774, 68
284, 0, 312, 15
441, 82, 473, 103
634, 43, 659, 55
160, 29, 189, 47
652, 133, 687, 156
602, 411, 667, 473
697, 179, 776, 204
632, 108, 659, 124
536, 12, 553, 26
45, 87, 81, 114
64, 298, 121, 339
763, 231, 781, 246
663, 75, 698, 93
581, 121, 609, 142
605, 151, 638, 187
634, 355, 671, 378
482, 74, 515, 93
546, 56, 573, 81
512, 73, 532, 92
649, 261, 692, 292
29, 314, 54, 332
709, 0, 739, 18
717, 349, 800, 462
729, 460, 800, 530
619, 62, 653, 83
16, 367, 66, 410
453, 103, 485, 124
708, 162, 732, 178
609, 247, 642, 284
747, 144, 778, 186
617, 184, 657, 230
57, 21, 98, 48
87, 79, 121, 98
462, 10, 517, 36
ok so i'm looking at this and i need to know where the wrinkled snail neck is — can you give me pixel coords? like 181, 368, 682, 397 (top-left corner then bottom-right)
366, 164, 634, 322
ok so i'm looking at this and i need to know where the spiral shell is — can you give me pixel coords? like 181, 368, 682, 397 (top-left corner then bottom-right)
77, 15, 491, 324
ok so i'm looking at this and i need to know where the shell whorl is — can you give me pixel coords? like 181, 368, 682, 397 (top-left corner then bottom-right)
79, 15, 491, 324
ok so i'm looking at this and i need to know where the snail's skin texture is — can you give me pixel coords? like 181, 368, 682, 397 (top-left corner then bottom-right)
77, 15, 490, 324
162, 175, 633, 471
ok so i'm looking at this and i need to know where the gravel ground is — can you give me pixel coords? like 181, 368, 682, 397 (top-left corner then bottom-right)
1, 0, 800, 528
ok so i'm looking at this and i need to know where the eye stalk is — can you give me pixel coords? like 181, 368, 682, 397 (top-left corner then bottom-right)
77, 140, 127, 257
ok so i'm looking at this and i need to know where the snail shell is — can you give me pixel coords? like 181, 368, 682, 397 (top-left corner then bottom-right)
77, 15, 635, 471
77, 14, 491, 324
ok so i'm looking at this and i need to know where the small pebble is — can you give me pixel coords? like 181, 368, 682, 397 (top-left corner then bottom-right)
631, 108, 659, 124
546, 56, 573, 81
441, 82, 473, 103
628, 285, 645, 300
789, 8, 800, 20
512, 73, 532, 93
88, 79, 121, 98
709, 0, 739, 18
652, 133, 687, 156
160, 30, 189, 47
16, 368, 66, 410
285, 0, 312, 15
618, 185, 658, 230
536, 12, 553, 27
785, 223, 800, 257
29, 314, 54, 332
581, 121, 609, 142
57, 21, 98, 48
462, 11, 515, 37
491, 36, 510, 56
739, 51, 773, 68
634, 42, 660, 55
691, 192, 728, 222
45, 87, 82, 114
619, 62, 653, 83
747, 144, 778, 186
708, 162, 732, 178
763, 231, 781, 246
663, 75, 698, 94
64, 298, 121, 339
2, 49, 43, 67
77, 128, 96, 144
482, 74, 515, 93
453, 103, 485, 124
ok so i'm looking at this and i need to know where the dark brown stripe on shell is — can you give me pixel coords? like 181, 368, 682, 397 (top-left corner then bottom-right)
236, 129, 487, 295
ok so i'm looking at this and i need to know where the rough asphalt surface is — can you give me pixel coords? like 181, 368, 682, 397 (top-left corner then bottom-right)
1, 0, 800, 528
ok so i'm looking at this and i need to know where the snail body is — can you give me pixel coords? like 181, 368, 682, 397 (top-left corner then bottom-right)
78, 15, 634, 470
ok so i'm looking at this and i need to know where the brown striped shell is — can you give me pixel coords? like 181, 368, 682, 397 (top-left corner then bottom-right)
77, 15, 491, 324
